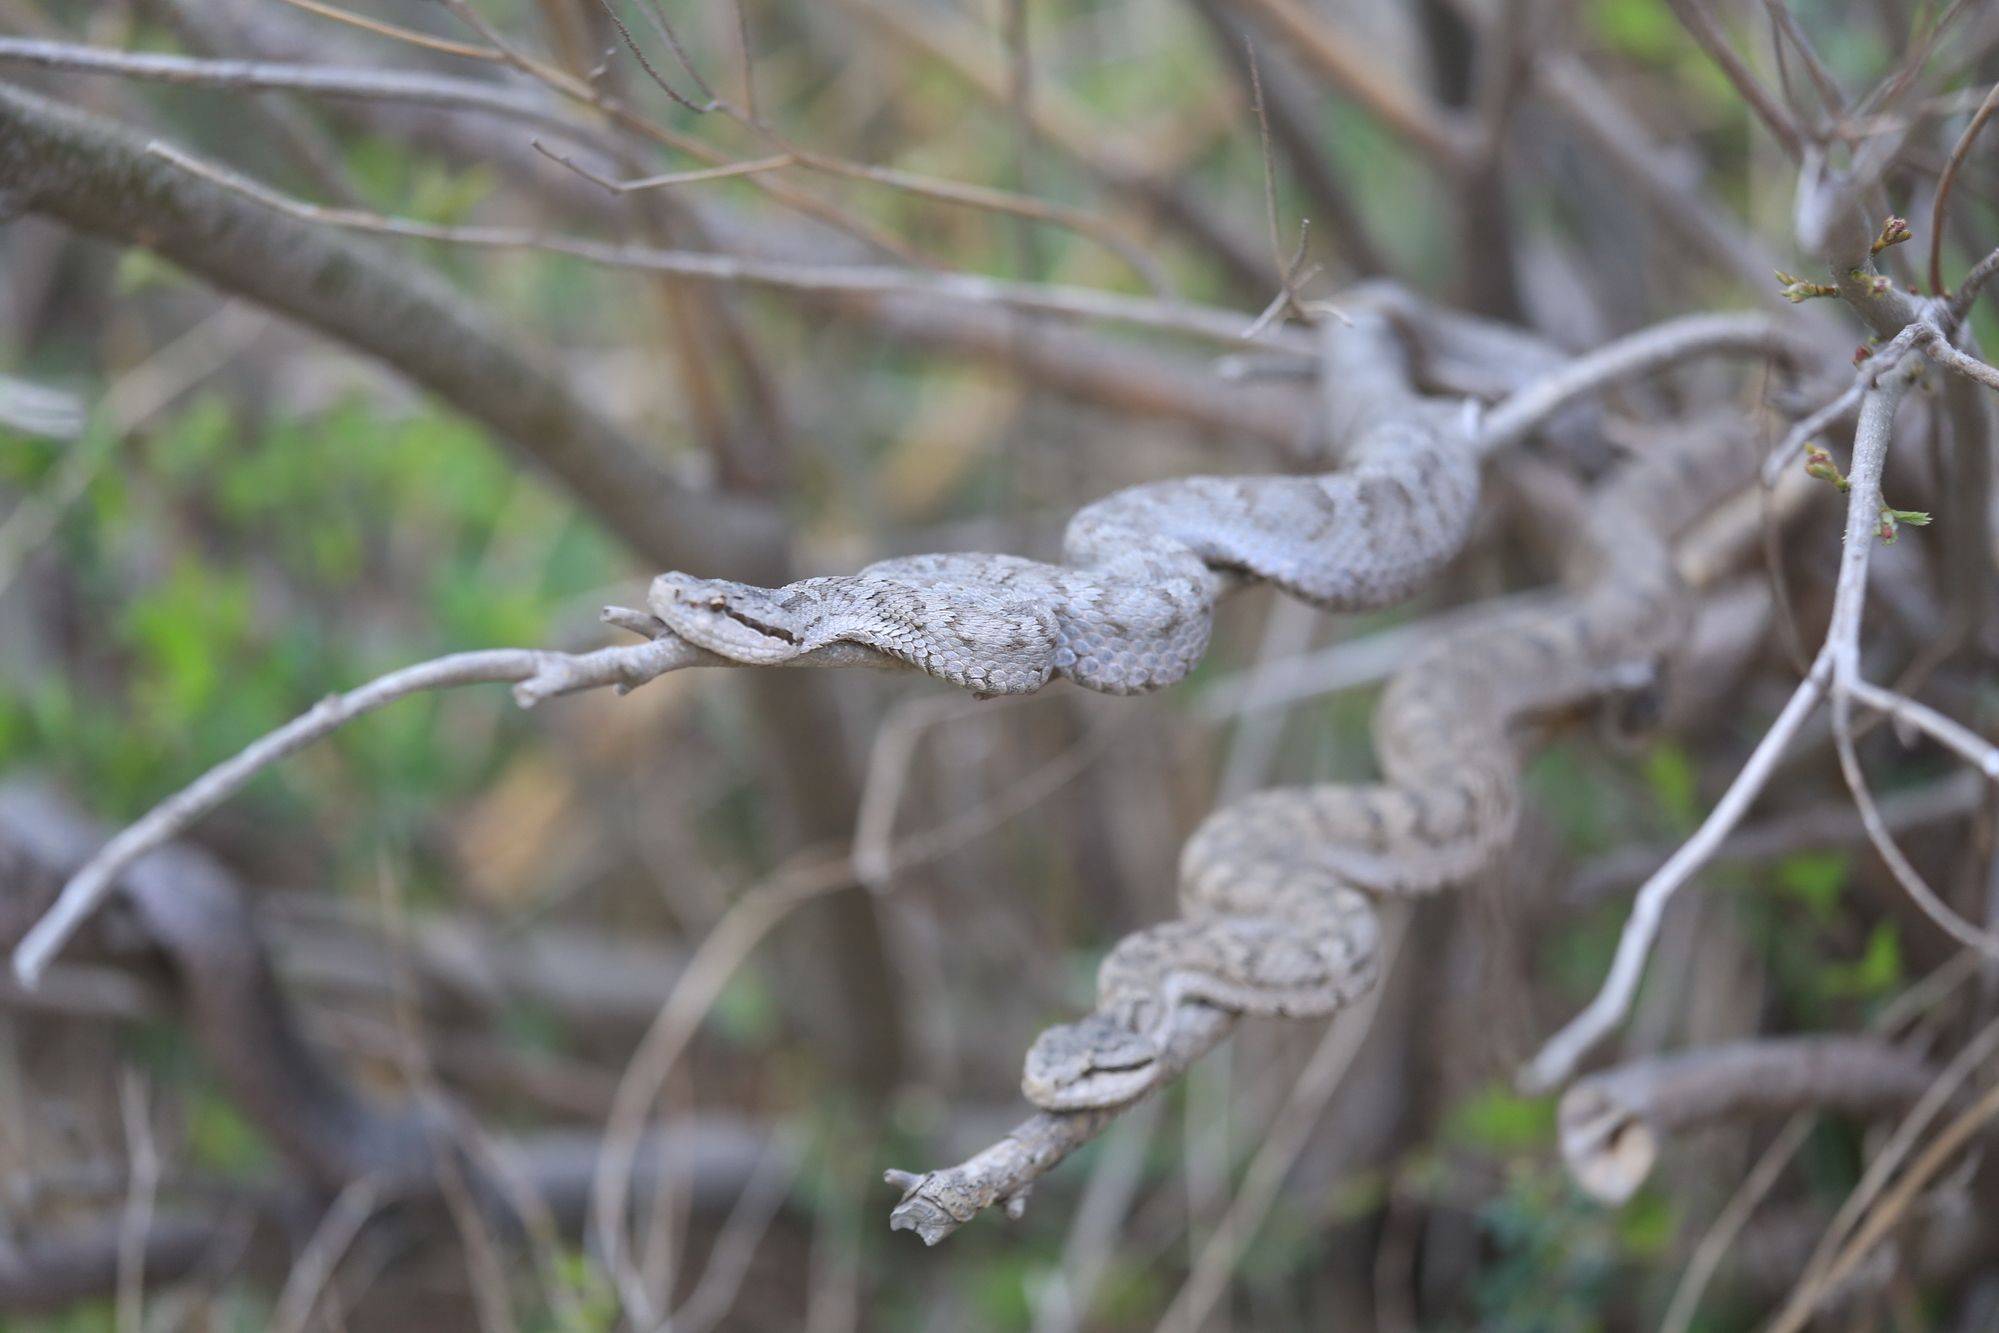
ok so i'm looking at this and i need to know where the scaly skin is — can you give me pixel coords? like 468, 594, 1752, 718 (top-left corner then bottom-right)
1021, 420, 1759, 1110
647, 316, 1479, 698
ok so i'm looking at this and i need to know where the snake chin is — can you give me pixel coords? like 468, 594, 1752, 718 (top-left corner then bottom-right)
1020, 1011, 1166, 1111
648, 572, 802, 662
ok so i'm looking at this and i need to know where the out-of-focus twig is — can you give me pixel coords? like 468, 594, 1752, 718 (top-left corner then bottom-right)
1557, 1036, 1936, 1204
9, 643, 702, 985
0, 38, 614, 145
0, 82, 790, 580
1662, 0, 1803, 158
1228, 0, 1472, 169
141, 139, 1305, 348
1927, 78, 1999, 295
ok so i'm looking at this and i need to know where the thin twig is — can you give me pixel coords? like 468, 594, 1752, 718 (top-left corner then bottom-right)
529, 141, 795, 193
1153, 909, 1406, 1332
113, 1073, 157, 1333
1521, 655, 1829, 1091
1949, 246, 1999, 321
1229, 0, 1471, 170
1759, 323, 1929, 485
0, 38, 609, 145
419, 0, 926, 263
140, 141, 1290, 346
1846, 678, 1999, 778
591, 0, 717, 113
272, 0, 503, 62
1924, 336, 1999, 393
10, 641, 699, 985
1927, 77, 1999, 294
1776, 1013, 1999, 1322
1663, 0, 1803, 158
1761, 0, 1843, 122
1245, 38, 1306, 327
771, 148, 1173, 293
1659, 1115, 1811, 1333
1477, 311, 1806, 457
270, 1179, 387, 1333
1824, 372, 1999, 957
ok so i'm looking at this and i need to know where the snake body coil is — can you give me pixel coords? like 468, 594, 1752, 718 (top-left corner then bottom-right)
1021, 419, 1751, 1109
643, 310, 1748, 1120
649, 318, 1477, 698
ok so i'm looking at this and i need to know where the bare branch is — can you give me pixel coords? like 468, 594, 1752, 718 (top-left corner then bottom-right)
1949, 245, 1999, 320
1559, 1037, 1936, 1203
1521, 656, 1829, 1091
1845, 677, 1999, 778
885, 1007, 1236, 1245
1927, 77, 1999, 295
11, 642, 697, 985
529, 140, 794, 193
138, 138, 1303, 347
270, 0, 503, 63
0, 83, 788, 580
0, 38, 614, 146
1663, 0, 1803, 158
1229, 0, 1472, 170
1477, 311, 1808, 456
1759, 323, 1929, 485
1924, 336, 1999, 392
1822, 371, 1999, 956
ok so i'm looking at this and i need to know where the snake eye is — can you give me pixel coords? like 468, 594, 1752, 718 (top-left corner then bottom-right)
707, 595, 728, 610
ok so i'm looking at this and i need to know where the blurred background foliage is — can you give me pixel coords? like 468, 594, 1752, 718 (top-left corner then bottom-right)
3, 0, 1997, 1327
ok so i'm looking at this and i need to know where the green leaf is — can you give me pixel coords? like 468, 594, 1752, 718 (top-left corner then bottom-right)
1613, 1190, 1678, 1257
1776, 850, 1849, 923
1446, 1085, 1557, 1153
711, 970, 781, 1048
187, 1086, 274, 1175
1588, 0, 1683, 58
1642, 743, 1699, 832
1826, 921, 1902, 999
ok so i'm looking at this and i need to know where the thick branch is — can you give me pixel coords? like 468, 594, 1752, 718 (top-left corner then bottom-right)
1559, 1037, 1936, 1203
0, 82, 786, 580
0, 784, 439, 1187
0, 1123, 784, 1315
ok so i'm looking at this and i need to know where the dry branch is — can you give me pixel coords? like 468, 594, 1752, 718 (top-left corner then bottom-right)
0, 82, 788, 580
1558, 1037, 1936, 1203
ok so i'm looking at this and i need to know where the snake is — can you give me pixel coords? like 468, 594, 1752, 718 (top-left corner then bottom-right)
1017, 413, 1757, 1109
647, 315, 1478, 698
641, 303, 1752, 1118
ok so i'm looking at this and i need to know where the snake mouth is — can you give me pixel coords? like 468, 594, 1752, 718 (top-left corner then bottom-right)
1020, 1011, 1167, 1110
1022, 1058, 1166, 1112
1088, 1045, 1155, 1072
711, 603, 800, 646
657, 579, 803, 649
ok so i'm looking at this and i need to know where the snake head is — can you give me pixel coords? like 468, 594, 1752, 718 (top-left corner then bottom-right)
1020, 1010, 1166, 1111
648, 571, 809, 664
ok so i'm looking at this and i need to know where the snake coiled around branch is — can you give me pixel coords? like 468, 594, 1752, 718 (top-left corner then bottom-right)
1017, 417, 1759, 1110
645, 315, 1478, 698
